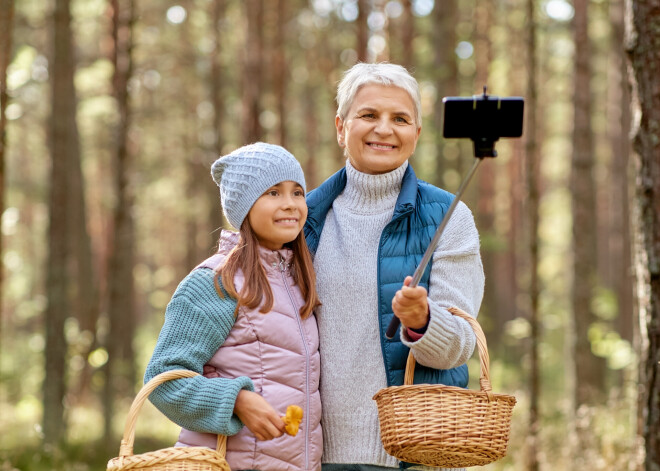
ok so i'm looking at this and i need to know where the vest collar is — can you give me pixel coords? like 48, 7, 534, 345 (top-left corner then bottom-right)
307, 162, 418, 225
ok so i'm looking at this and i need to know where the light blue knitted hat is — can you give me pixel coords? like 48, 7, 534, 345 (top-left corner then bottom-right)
211, 142, 306, 230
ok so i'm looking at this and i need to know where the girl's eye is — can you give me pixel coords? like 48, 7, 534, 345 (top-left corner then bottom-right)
267, 190, 279, 196
294, 189, 305, 197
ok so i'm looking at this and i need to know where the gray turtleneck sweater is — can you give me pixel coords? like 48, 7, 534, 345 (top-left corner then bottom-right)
313, 160, 484, 470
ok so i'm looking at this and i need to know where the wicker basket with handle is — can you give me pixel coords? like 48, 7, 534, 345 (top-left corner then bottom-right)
107, 369, 231, 471
372, 307, 517, 468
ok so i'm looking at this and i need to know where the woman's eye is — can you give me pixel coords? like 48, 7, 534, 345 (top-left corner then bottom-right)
394, 116, 410, 124
360, 113, 375, 119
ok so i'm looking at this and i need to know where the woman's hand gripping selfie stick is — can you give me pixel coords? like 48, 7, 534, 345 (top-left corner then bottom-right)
385, 157, 483, 339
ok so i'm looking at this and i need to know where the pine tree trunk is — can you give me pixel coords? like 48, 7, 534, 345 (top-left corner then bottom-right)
401, 0, 414, 70
570, 0, 607, 462
626, 0, 660, 468
0, 0, 14, 343
524, 0, 540, 469
608, 0, 633, 345
432, 0, 457, 189
356, 0, 369, 62
474, 0, 497, 342
274, 0, 287, 148
242, 0, 263, 144
44, 0, 76, 445
208, 0, 226, 248
103, 0, 136, 446
303, 46, 319, 190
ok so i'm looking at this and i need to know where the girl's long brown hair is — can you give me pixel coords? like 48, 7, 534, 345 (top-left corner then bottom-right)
214, 220, 321, 319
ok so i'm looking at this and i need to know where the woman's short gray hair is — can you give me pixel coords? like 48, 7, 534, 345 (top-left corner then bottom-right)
336, 62, 422, 127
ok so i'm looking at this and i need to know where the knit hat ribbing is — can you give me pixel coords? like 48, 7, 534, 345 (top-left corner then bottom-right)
211, 142, 306, 230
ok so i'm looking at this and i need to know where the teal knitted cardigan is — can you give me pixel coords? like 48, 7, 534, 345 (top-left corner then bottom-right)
144, 267, 255, 436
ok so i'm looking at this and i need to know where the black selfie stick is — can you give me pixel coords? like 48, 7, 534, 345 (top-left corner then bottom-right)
385, 87, 512, 339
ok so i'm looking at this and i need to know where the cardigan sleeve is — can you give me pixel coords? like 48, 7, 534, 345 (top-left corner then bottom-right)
144, 268, 254, 436
401, 201, 484, 370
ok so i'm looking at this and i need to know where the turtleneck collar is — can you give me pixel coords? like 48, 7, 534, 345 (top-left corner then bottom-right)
334, 159, 408, 215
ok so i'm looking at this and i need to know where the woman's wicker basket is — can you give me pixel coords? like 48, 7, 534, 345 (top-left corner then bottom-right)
107, 369, 231, 471
373, 307, 517, 468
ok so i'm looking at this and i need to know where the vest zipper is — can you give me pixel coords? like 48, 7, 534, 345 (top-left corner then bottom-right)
278, 254, 310, 471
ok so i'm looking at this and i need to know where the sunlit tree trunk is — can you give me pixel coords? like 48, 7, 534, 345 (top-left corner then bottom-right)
274, 0, 288, 148
356, 0, 369, 62
63, 0, 99, 405
0, 0, 14, 341
608, 0, 633, 345
474, 0, 497, 339
400, 0, 414, 70
103, 0, 136, 446
304, 46, 319, 190
432, 0, 457, 189
504, 0, 527, 333
67, 21, 98, 349
208, 0, 226, 248
182, 0, 205, 269
570, 0, 606, 462
626, 0, 660, 468
524, 0, 540, 469
44, 0, 76, 445
242, 0, 263, 144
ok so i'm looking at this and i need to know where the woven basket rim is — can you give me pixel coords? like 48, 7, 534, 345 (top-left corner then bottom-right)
372, 382, 517, 403
107, 446, 227, 471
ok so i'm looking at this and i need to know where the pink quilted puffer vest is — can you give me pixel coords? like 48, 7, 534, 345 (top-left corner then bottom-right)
176, 231, 322, 471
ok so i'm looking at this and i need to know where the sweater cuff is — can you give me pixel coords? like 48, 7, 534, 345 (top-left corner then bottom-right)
406, 328, 424, 341
401, 300, 476, 369
405, 313, 430, 340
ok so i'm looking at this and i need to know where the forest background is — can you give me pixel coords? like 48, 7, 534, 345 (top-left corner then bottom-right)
1, 0, 659, 470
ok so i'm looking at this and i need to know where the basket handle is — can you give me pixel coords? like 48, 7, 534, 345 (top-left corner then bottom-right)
118, 369, 228, 458
403, 307, 494, 400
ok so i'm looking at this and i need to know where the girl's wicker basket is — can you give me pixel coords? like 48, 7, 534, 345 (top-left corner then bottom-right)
107, 369, 231, 471
373, 307, 517, 468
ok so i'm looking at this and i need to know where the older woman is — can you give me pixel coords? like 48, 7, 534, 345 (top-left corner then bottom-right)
304, 63, 485, 470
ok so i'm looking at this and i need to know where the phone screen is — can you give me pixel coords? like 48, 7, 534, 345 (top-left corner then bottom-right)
443, 96, 524, 139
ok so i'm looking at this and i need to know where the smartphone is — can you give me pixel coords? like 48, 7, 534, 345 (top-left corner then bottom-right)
442, 96, 524, 139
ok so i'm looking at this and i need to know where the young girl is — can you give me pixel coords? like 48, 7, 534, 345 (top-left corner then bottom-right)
144, 142, 322, 471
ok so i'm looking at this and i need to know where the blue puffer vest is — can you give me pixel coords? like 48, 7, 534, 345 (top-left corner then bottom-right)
304, 164, 468, 388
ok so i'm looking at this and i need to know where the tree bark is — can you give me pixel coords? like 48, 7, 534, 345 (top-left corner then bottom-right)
608, 0, 633, 344
356, 0, 369, 62
474, 0, 497, 341
524, 0, 540, 469
274, 0, 288, 148
208, 0, 226, 248
44, 0, 77, 445
626, 0, 660, 468
432, 0, 457, 189
570, 0, 607, 461
0, 0, 15, 343
103, 0, 136, 445
242, 0, 263, 144
400, 0, 414, 70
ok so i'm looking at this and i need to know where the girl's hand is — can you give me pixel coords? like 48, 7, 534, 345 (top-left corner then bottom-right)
392, 276, 429, 330
234, 390, 286, 441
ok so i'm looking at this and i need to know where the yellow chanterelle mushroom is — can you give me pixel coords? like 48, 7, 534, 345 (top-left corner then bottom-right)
281, 405, 303, 436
